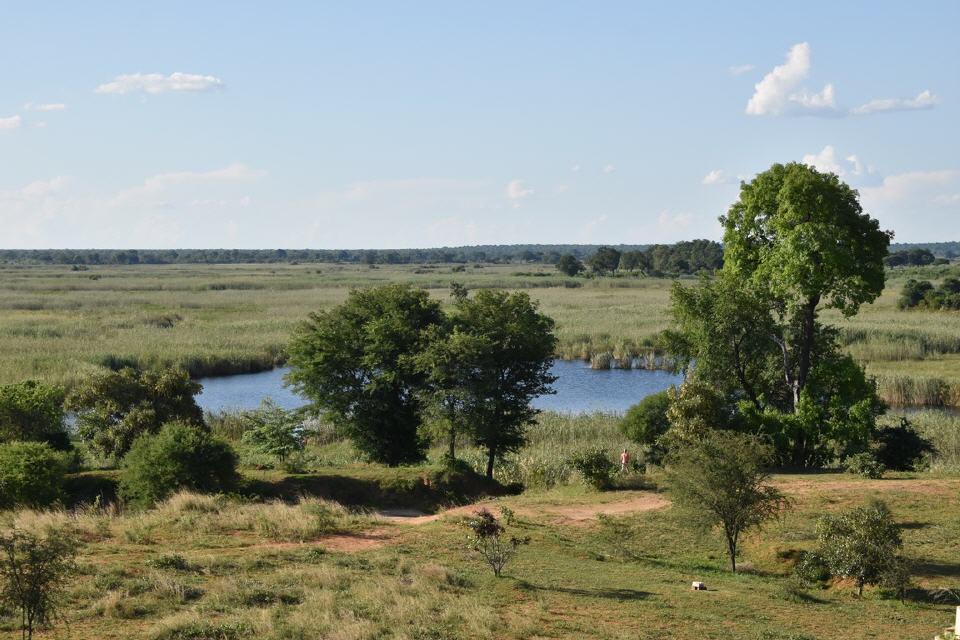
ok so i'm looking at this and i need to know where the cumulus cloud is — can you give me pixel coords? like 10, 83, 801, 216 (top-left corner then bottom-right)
506, 179, 534, 207
746, 43, 836, 116
96, 72, 224, 95
0, 115, 22, 130
801, 145, 876, 177
728, 64, 755, 76
701, 169, 729, 185
111, 162, 263, 206
851, 89, 939, 116
602, 164, 616, 174
24, 102, 66, 111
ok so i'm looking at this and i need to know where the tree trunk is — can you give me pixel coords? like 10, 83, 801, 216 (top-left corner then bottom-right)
726, 530, 738, 573
485, 446, 497, 479
794, 295, 820, 404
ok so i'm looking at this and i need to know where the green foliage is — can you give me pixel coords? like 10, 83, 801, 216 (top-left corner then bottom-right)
555, 254, 585, 277
286, 284, 444, 465
424, 289, 557, 478
662, 379, 733, 450
466, 509, 529, 577
0, 442, 67, 509
586, 247, 622, 275
66, 367, 204, 459
898, 277, 960, 310
239, 400, 305, 464
843, 452, 885, 479
0, 381, 69, 450
119, 421, 238, 508
885, 248, 936, 267
0, 528, 78, 640
665, 430, 787, 572
618, 390, 671, 457
871, 417, 934, 471
568, 447, 616, 490
815, 500, 904, 595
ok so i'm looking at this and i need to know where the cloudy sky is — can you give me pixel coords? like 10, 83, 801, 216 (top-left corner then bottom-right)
2, 1, 958, 249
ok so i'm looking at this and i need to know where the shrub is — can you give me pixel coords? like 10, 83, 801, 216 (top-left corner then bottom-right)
120, 422, 238, 508
0, 442, 67, 509
239, 400, 305, 464
0, 528, 79, 640
619, 390, 671, 462
466, 509, 529, 577
816, 499, 904, 595
0, 381, 69, 450
568, 448, 616, 490
844, 452, 885, 479
872, 417, 934, 471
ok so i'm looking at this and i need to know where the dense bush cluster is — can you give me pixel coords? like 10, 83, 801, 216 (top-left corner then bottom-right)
898, 277, 960, 310
884, 248, 937, 267
561, 240, 724, 278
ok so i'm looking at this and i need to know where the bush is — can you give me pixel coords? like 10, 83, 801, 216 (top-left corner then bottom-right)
844, 452, 885, 479
466, 509, 529, 577
872, 417, 934, 471
619, 391, 671, 461
0, 442, 67, 509
0, 381, 69, 450
568, 448, 616, 490
0, 528, 79, 640
816, 499, 904, 595
120, 422, 238, 508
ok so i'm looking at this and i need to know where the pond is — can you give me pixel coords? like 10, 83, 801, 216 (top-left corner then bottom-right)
196, 360, 685, 415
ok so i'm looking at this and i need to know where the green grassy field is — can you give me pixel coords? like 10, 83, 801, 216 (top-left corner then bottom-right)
3, 409, 960, 639
2, 262, 959, 405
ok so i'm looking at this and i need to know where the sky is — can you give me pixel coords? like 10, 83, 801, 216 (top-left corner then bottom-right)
1, 1, 958, 249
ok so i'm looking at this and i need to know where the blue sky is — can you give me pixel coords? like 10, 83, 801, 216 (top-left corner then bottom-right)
2, 1, 958, 249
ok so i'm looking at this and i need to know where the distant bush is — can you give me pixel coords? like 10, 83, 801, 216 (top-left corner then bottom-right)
120, 422, 238, 508
844, 452, 885, 479
0, 442, 67, 509
619, 390, 671, 462
568, 447, 616, 490
898, 278, 960, 310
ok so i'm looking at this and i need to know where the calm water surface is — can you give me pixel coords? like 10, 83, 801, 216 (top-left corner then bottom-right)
197, 360, 684, 415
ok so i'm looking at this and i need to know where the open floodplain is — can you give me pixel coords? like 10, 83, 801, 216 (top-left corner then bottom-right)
2, 261, 960, 639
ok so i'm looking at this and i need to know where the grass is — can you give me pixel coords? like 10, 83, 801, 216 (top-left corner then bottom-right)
1, 262, 959, 405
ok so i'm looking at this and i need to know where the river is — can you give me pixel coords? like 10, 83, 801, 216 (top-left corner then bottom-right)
196, 360, 685, 415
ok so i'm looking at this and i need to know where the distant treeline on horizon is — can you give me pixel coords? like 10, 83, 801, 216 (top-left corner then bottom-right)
0, 240, 956, 267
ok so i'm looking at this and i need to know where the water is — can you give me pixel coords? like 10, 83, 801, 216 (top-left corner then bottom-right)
196, 360, 684, 415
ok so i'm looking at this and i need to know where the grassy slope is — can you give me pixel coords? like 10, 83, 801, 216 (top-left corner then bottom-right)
4, 473, 959, 640
1, 262, 959, 404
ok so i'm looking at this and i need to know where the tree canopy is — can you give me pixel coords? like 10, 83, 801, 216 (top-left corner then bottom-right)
0, 381, 69, 450
286, 284, 445, 465
66, 367, 204, 459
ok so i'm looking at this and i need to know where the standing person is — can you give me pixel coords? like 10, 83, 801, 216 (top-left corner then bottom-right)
620, 448, 630, 473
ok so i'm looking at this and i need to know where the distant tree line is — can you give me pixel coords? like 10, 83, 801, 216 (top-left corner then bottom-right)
883, 248, 950, 267
888, 241, 960, 259
0, 245, 645, 266
556, 239, 724, 277
898, 278, 960, 310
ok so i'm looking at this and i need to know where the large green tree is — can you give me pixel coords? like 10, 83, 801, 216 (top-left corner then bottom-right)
0, 381, 69, 450
423, 289, 557, 478
66, 367, 204, 459
286, 284, 444, 465
721, 162, 891, 408
665, 163, 889, 467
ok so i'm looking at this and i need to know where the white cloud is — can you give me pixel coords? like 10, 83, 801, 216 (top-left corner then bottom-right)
701, 169, 729, 185
658, 210, 693, 230
96, 72, 224, 95
570, 163, 581, 173
0, 115, 22, 130
746, 43, 836, 116
728, 64, 755, 76
602, 164, 616, 174
861, 170, 960, 204
110, 163, 263, 207
801, 145, 878, 177
24, 102, 66, 111
506, 179, 534, 207
851, 89, 939, 116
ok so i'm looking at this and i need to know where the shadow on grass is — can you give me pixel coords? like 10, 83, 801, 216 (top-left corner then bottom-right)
518, 580, 653, 601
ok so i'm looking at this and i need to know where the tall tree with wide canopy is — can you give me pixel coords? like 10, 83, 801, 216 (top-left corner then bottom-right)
721, 162, 891, 409
286, 284, 444, 465
429, 289, 557, 478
